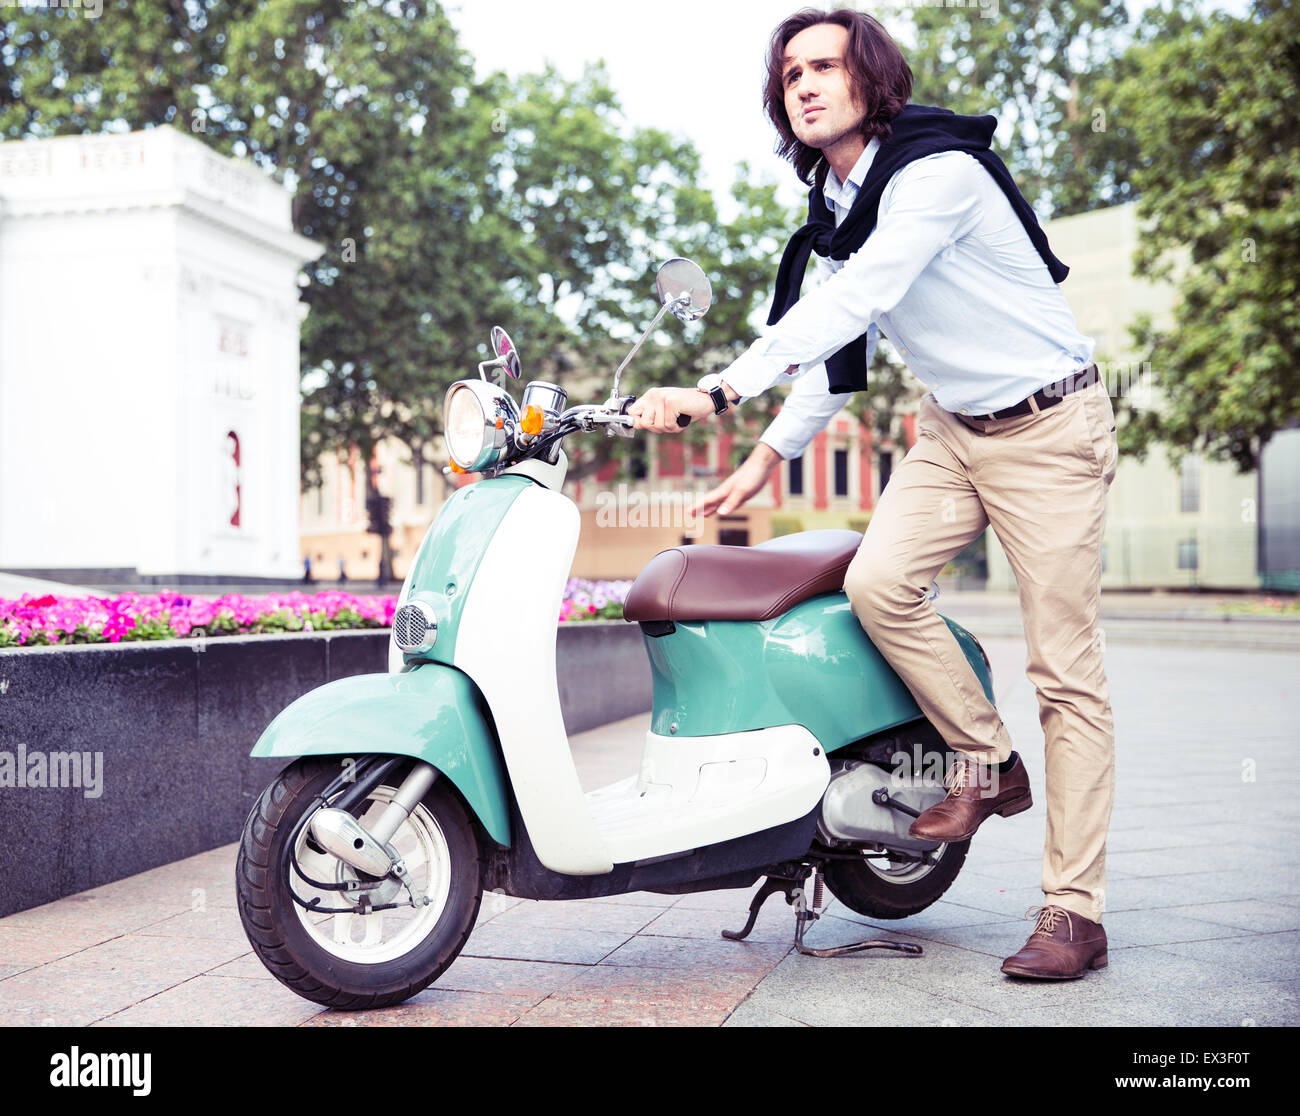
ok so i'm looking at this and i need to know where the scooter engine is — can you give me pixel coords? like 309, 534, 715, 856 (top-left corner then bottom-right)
818, 760, 948, 853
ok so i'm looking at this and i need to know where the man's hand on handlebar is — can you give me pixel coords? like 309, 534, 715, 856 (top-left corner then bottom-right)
628, 387, 716, 434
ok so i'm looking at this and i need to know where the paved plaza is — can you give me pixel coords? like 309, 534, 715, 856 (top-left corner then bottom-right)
0, 608, 1296, 1027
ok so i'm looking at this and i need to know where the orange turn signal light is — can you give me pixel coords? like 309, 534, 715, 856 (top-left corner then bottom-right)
450, 462, 466, 474
521, 404, 545, 436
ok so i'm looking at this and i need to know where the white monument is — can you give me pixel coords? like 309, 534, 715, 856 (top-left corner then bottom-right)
0, 126, 322, 583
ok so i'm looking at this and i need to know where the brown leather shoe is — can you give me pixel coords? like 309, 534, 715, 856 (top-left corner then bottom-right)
907, 753, 1032, 842
1001, 905, 1108, 980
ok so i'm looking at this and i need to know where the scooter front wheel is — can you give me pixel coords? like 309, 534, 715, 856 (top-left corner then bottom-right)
236, 756, 483, 1011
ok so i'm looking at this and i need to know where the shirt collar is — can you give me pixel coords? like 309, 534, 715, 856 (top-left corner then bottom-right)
823, 137, 880, 214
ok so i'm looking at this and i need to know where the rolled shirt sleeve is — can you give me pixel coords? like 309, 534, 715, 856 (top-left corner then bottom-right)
759, 360, 854, 460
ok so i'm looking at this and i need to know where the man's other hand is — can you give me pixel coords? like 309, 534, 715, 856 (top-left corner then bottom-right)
697, 442, 784, 517
628, 387, 716, 433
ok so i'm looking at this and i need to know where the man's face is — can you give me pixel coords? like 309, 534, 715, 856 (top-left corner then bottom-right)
781, 23, 864, 154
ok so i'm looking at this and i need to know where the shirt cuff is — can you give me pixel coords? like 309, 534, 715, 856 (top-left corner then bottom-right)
717, 339, 794, 400
759, 419, 807, 461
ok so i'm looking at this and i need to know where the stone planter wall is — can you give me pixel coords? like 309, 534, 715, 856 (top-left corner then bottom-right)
0, 623, 650, 917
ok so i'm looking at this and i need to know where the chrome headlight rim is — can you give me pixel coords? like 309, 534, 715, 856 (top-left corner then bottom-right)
444, 380, 518, 473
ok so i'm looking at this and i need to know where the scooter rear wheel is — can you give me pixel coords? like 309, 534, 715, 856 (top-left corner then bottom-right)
236, 756, 483, 1011
822, 837, 969, 920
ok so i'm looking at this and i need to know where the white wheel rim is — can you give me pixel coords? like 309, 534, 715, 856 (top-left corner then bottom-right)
863, 842, 947, 886
291, 786, 454, 965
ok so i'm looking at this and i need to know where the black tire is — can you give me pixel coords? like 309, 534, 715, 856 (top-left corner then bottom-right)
236, 756, 482, 1011
821, 837, 970, 920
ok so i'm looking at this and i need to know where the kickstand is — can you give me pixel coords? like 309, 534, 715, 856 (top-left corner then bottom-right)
722, 867, 923, 959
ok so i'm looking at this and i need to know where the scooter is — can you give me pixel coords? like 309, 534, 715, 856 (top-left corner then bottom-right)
236, 259, 998, 1010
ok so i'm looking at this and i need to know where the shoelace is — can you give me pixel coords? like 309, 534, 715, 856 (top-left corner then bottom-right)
944, 759, 976, 799
1025, 904, 1075, 942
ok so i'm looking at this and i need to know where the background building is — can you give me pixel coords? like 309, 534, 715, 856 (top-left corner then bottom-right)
984, 202, 1264, 592
0, 127, 320, 584
300, 406, 915, 583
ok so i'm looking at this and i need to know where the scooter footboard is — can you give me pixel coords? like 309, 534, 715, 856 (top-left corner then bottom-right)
250, 665, 511, 846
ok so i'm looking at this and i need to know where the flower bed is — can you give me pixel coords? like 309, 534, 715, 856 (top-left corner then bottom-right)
1, 580, 637, 647
559, 578, 634, 623
0, 591, 397, 648
1217, 596, 1300, 615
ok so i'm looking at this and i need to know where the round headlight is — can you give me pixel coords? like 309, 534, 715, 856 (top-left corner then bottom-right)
444, 381, 517, 472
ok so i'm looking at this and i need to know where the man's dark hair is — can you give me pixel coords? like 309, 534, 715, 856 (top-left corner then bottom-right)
763, 8, 913, 185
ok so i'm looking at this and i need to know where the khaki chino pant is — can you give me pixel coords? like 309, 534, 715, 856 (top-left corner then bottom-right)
843, 379, 1118, 922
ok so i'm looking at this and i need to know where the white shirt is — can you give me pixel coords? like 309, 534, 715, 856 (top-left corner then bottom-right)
727, 140, 1094, 460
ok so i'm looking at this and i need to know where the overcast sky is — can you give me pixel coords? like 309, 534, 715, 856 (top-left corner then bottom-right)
448, 0, 1254, 215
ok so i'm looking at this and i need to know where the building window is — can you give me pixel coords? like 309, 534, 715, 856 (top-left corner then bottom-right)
834, 449, 849, 497
879, 451, 893, 494
1100, 541, 1108, 573
1180, 454, 1201, 513
788, 456, 804, 496
415, 458, 425, 506
1177, 538, 1199, 570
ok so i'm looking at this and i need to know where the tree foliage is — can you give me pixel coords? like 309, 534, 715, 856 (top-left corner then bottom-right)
1103, 0, 1300, 471
0, 0, 796, 576
889, 0, 1135, 216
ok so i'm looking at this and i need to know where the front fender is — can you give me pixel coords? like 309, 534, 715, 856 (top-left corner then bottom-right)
251, 665, 510, 847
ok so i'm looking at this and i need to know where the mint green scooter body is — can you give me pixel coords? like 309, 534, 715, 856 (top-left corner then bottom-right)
250, 662, 511, 847
248, 476, 538, 848
642, 593, 993, 749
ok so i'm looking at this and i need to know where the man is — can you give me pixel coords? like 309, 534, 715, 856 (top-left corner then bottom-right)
629, 8, 1117, 980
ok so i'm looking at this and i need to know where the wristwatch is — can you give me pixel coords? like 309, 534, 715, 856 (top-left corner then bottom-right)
697, 373, 737, 415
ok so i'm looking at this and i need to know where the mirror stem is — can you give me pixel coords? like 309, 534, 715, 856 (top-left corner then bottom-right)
611, 294, 690, 398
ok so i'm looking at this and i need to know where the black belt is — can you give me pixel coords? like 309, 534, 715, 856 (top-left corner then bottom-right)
969, 364, 1099, 422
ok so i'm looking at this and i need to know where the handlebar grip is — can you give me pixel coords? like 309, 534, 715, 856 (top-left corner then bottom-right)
676, 414, 691, 428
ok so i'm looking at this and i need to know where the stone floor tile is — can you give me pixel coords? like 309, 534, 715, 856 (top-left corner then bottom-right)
1100, 909, 1260, 948
515, 993, 730, 1027
206, 952, 275, 980
0, 894, 191, 944
596, 933, 789, 975
720, 1002, 811, 1027
462, 922, 630, 965
0, 935, 249, 1026
743, 949, 999, 1027
0, 925, 95, 970
303, 989, 536, 1027
1105, 978, 1299, 1027
134, 907, 251, 941
561, 962, 761, 1001
1151, 931, 1300, 982
486, 898, 662, 935
93, 975, 322, 1027
1159, 899, 1299, 932
430, 956, 589, 998
639, 902, 795, 944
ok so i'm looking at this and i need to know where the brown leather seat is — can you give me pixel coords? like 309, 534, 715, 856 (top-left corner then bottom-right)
623, 529, 863, 623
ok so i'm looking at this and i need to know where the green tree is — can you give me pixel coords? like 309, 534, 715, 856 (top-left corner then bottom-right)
1103, 0, 1299, 471
888, 0, 1135, 216
1, 0, 498, 582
